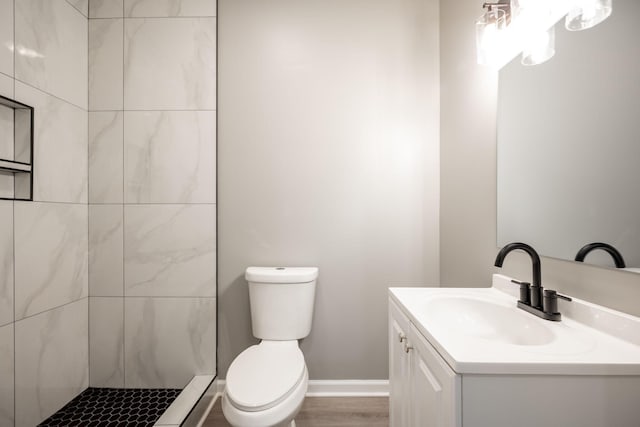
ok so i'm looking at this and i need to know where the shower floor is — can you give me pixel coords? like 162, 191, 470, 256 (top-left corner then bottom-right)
38, 387, 182, 427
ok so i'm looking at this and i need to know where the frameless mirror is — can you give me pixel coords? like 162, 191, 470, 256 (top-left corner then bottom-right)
497, 0, 640, 271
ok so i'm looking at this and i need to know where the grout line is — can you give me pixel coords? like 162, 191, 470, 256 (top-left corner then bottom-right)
92, 202, 217, 205
11, 0, 15, 424
0, 70, 14, 81
12, 77, 87, 112
14, 296, 89, 324
120, 15, 217, 20
12, 0, 16, 420
18, 200, 90, 206
94, 295, 217, 299
87, 8, 91, 389
65, 0, 88, 18
215, 3, 219, 383
121, 5, 126, 388
89, 109, 217, 112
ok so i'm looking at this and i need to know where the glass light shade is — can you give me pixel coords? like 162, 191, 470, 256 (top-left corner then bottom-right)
521, 26, 555, 65
476, 8, 507, 66
565, 0, 612, 31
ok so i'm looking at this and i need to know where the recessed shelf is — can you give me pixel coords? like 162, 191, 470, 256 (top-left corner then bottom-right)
0, 94, 34, 201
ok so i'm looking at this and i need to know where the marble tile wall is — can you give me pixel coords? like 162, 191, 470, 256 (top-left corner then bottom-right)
90, 297, 124, 387
0, 202, 13, 327
0, 1, 90, 426
15, 299, 89, 427
0, 0, 13, 77
0, 323, 13, 426
15, 0, 88, 109
88, 0, 217, 389
14, 202, 88, 320
124, 297, 216, 388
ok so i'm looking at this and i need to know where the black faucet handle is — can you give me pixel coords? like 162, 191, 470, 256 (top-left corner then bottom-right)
510, 279, 531, 305
543, 289, 572, 314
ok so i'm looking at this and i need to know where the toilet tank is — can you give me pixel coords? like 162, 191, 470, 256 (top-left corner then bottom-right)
245, 267, 318, 340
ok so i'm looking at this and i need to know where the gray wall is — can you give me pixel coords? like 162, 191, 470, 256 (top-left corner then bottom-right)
87, 0, 217, 389
439, 0, 640, 317
0, 1, 89, 426
218, 0, 440, 379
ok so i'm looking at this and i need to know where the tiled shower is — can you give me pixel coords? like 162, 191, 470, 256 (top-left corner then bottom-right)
0, 0, 217, 425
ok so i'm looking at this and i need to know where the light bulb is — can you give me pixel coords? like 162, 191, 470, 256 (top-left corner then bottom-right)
476, 8, 507, 66
565, 0, 612, 31
521, 26, 555, 65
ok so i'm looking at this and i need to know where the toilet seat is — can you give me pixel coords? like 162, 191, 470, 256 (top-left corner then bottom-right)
226, 341, 306, 412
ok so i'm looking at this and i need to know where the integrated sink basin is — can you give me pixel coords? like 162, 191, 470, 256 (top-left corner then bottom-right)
389, 274, 640, 375
425, 296, 555, 346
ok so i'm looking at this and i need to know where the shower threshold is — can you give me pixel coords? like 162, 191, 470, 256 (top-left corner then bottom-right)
38, 375, 215, 427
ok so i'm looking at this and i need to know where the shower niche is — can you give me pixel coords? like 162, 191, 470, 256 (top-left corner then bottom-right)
0, 94, 34, 201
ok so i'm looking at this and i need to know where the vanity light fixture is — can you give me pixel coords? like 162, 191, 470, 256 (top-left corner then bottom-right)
476, 0, 613, 68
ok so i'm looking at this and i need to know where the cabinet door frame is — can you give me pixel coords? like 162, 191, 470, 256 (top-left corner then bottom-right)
408, 322, 462, 427
389, 300, 412, 427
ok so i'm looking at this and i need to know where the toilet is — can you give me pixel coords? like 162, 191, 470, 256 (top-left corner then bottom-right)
222, 266, 318, 427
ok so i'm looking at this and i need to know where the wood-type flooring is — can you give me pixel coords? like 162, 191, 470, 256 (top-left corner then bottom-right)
204, 396, 389, 426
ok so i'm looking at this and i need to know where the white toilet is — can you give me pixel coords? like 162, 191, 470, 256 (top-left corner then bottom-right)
222, 266, 318, 427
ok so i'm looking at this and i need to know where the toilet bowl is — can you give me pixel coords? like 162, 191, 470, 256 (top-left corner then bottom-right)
222, 341, 308, 427
222, 267, 318, 427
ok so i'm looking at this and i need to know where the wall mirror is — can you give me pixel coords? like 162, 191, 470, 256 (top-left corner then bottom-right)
497, 0, 640, 271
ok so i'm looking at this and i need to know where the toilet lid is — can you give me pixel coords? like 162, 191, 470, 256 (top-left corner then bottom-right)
226, 341, 306, 412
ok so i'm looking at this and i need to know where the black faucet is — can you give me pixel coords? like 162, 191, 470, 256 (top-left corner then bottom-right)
494, 242, 543, 307
494, 242, 571, 321
575, 242, 626, 268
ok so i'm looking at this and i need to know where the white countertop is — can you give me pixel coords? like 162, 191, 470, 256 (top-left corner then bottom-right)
389, 274, 640, 375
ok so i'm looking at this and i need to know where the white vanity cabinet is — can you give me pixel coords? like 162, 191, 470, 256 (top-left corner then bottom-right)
389, 300, 461, 427
389, 279, 640, 427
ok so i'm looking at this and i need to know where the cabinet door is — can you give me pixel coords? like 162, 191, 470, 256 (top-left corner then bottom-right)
389, 300, 412, 427
408, 323, 461, 427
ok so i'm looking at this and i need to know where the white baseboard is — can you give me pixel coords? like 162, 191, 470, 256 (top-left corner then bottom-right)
214, 379, 389, 398
306, 380, 389, 397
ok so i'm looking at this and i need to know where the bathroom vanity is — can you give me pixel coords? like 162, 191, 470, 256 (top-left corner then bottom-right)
388, 275, 640, 427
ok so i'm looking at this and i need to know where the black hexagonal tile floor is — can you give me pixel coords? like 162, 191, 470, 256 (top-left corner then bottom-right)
38, 388, 181, 427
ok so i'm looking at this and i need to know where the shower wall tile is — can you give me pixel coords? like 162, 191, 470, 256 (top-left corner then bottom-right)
89, 18, 124, 111
124, 111, 216, 203
15, 298, 89, 427
124, 297, 215, 388
14, 202, 88, 320
0, 0, 13, 77
0, 202, 13, 327
124, 18, 216, 110
16, 82, 88, 203
90, 297, 124, 387
0, 324, 13, 426
15, 0, 88, 109
67, 0, 90, 16
89, 112, 124, 203
89, 205, 124, 296
90, 0, 125, 18
124, 204, 216, 297
0, 72, 13, 96
125, 0, 216, 17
